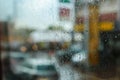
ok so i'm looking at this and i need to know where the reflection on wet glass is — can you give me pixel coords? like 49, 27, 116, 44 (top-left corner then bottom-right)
0, 0, 120, 80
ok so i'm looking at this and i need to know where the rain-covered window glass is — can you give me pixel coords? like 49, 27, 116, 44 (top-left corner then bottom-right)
1, 0, 120, 80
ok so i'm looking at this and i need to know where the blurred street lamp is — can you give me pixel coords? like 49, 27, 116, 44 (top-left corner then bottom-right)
20, 46, 27, 52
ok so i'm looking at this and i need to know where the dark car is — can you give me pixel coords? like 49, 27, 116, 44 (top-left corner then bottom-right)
56, 43, 83, 64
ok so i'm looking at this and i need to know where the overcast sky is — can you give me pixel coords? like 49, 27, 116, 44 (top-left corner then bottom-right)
0, 0, 74, 31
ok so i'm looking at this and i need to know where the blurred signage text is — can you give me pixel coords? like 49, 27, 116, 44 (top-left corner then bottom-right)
59, 8, 70, 21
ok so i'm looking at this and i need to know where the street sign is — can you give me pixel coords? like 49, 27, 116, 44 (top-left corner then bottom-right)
59, 8, 70, 21
99, 21, 114, 31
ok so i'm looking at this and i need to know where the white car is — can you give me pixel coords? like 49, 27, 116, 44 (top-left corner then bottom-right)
16, 58, 59, 80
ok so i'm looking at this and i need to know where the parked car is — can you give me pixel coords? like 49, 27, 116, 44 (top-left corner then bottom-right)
56, 43, 83, 64
9, 52, 29, 74
16, 58, 59, 80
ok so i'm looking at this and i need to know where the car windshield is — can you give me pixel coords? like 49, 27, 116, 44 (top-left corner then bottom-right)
14, 57, 25, 62
21, 62, 33, 69
37, 65, 55, 71
10, 55, 25, 62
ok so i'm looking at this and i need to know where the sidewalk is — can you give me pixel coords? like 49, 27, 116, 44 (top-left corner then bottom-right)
73, 65, 120, 80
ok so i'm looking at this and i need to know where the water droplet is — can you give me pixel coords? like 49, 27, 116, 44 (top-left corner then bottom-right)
115, 36, 117, 38
105, 40, 107, 42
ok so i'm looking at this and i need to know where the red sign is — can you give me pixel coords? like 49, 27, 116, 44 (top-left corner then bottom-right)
99, 13, 117, 21
76, 13, 117, 24
59, 8, 70, 21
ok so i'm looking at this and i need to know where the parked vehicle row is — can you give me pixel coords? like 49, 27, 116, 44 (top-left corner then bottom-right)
9, 52, 59, 80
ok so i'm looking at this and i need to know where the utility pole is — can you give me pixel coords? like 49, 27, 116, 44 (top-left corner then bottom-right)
82, 0, 90, 70
82, 0, 100, 67
88, 0, 100, 67
71, 0, 76, 44
117, 0, 120, 20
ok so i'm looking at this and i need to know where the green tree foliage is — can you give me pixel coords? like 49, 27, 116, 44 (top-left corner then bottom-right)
13, 28, 35, 40
48, 25, 65, 31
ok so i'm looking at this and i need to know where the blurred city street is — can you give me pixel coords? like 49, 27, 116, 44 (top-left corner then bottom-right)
2, 51, 120, 80
1, 0, 120, 80
2, 51, 81, 80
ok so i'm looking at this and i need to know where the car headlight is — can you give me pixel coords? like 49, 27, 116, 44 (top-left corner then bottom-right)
72, 52, 86, 63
